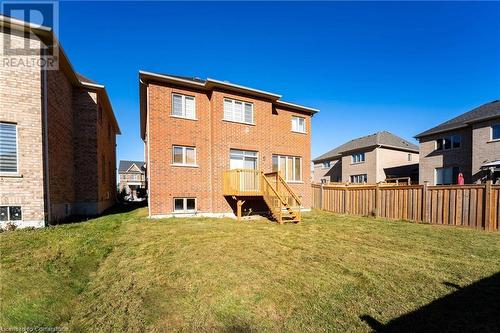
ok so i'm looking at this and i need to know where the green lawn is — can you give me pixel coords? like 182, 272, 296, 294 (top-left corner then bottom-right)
1, 207, 499, 332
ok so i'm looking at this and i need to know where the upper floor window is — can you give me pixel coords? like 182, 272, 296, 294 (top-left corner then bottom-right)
0, 122, 18, 174
172, 145, 196, 166
352, 152, 365, 164
272, 155, 302, 182
408, 154, 412, 161
436, 135, 461, 150
492, 124, 500, 140
350, 174, 367, 184
223, 98, 253, 124
172, 93, 196, 119
291, 116, 306, 133
322, 161, 331, 169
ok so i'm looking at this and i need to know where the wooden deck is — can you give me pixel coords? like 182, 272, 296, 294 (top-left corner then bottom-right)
223, 169, 302, 224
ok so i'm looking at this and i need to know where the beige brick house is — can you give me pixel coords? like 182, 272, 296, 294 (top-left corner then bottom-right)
313, 131, 419, 184
118, 160, 146, 199
0, 15, 120, 227
139, 71, 318, 222
415, 100, 500, 185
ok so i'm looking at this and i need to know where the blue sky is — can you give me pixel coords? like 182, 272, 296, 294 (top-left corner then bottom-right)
20, 1, 500, 161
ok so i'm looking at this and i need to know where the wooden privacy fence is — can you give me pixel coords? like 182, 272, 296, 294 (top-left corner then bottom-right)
312, 181, 500, 231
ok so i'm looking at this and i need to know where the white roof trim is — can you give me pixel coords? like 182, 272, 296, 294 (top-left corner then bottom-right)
275, 100, 319, 113
139, 71, 205, 87
206, 78, 282, 99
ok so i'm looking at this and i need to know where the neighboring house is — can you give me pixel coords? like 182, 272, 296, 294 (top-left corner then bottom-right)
415, 100, 500, 185
118, 160, 146, 199
312, 131, 419, 184
0, 15, 120, 228
139, 71, 318, 220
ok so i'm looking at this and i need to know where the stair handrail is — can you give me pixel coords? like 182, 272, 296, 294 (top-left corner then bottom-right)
276, 173, 302, 207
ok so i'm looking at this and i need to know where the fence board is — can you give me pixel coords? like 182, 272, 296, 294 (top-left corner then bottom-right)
312, 182, 499, 231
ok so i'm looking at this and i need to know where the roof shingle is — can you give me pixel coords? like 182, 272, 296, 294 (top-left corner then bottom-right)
118, 160, 145, 172
415, 100, 500, 138
313, 131, 418, 163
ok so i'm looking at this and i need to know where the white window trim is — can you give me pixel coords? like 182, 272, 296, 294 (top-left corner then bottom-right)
223, 98, 254, 125
350, 174, 367, 184
321, 161, 331, 169
435, 135, 461, 151
491, 123, 500, 141
351, 152, 366, 164
171, 93, 197, 120
0, 122, 19, 176
273, 155, 303, 182
291, 116, 307, 134
173, 197, 197, 213
0, 205, 22, 221
172, 145, 198, 167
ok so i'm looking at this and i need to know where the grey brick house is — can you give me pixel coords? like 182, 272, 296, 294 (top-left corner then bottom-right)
118, 160, 146, 199
0, 15, 120, 227
415, 100, 500, 185
313, 131, 419, 184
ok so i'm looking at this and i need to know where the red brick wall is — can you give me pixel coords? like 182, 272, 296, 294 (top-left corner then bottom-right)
73, 89, 98, 202
47, 69, 75, 207
147, 82, 312, 216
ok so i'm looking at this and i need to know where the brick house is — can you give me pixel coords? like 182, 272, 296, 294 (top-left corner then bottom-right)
0, 15, 120, 227
312, 131, 419, 184
139, 71, 318, 221
415, 100, 500, 185
118, 160, 146, 199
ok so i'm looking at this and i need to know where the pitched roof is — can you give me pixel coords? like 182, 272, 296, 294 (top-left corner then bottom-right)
76, 73, 98, 85
313, 131, 419, 163
118, 160, 145, 172
415, 100, 500, 138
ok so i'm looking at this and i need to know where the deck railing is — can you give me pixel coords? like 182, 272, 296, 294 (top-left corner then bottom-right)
223, 169, 262, 196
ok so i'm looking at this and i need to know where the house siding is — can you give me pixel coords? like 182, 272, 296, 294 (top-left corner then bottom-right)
146, 81, 312, 216
418, 128, 472, 185
471, 118, 500, 182
341, 149, 377, 183
0, 31, 45, 227
376, 148, 419, 182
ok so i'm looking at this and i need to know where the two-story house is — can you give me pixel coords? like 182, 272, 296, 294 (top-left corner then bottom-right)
415, 100, 500, 185
118, 160, 146, 199
313, 131, 419, 184
139, 71, 318, 222
0, 15, 120, 227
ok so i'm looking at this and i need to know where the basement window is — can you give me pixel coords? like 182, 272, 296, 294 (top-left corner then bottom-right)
173, 198, 196, 213
0, 206, 22, 221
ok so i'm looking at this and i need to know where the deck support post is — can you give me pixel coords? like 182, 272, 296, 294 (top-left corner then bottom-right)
236, 200, 245, 221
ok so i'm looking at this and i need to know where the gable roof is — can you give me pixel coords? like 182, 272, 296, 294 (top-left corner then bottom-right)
139, 71, 319, 140
415, 100, 500, 139
118, 160, 145, 172
313, 131, 419, 163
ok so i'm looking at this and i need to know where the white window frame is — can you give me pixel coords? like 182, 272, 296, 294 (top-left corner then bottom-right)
272, 155, 302, 182
171, 93, 196, 120
351, 152, 365, 164
223, 98, 254, 125
291, 116, 306, 133
172, 145, 197, 167
0, 122, 19, 175
408, 154, 412, 162
322, 161, 331, 169
492, 123, 500, 141
435, 167, 458, 185
435, 135, 461, 151
350, 174, 367, 184
173, 197, 197, 213
0, 205, 22, 221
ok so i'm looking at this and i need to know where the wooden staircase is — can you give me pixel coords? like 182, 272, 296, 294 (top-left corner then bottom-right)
223, 169, 302, 224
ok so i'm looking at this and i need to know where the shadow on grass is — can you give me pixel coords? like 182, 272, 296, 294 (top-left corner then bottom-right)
54, 201, 147, 226
360, 272, 500, 332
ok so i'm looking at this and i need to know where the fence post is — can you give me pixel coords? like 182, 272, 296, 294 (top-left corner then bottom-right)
319, 184, 324, 210
484, 180, 492, 231
375, 183, 381, 218
422, 182, 428, 223
344, 185, 349, 214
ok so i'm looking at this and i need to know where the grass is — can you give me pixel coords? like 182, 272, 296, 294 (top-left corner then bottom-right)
1, 208, 499, 332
